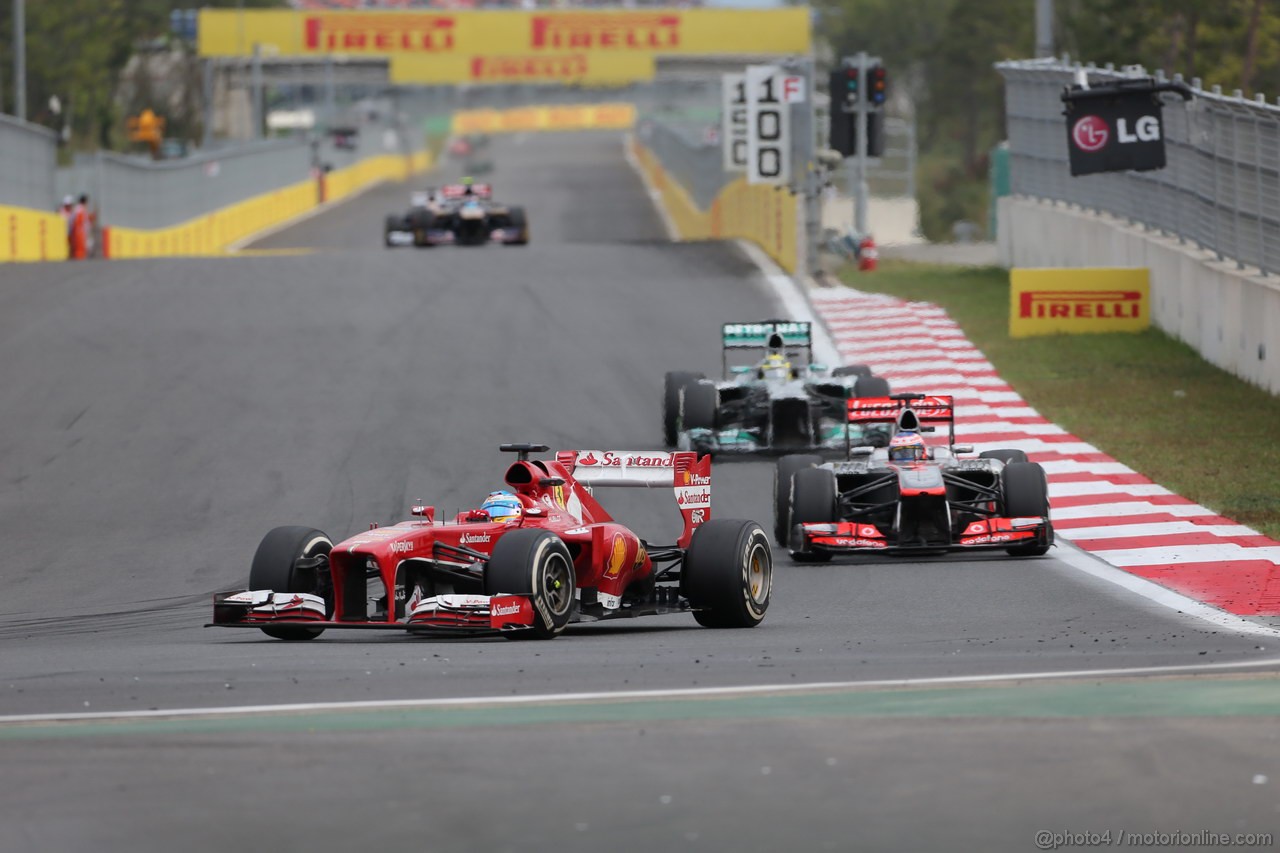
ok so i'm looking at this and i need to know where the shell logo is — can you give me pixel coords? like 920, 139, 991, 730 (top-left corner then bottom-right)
605, 534, 628, 578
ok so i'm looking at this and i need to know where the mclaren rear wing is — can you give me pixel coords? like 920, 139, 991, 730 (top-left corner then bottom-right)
847, 394, 957, 447
721, 320, 812, 376
556, 450, 710, 548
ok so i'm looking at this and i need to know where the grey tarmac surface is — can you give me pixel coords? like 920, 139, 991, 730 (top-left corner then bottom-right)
1, 132, 1277, 852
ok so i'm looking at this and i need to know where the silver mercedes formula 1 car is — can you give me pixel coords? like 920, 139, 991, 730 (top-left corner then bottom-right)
663, 320, 892, 456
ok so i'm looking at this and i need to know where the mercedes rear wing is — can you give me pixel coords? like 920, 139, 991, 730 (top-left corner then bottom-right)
721, 320, 812, 376
556, 450, 710, 548
847, 394, 956, 446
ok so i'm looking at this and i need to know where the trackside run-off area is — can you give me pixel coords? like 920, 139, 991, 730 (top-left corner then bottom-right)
810, 287, 1280, 619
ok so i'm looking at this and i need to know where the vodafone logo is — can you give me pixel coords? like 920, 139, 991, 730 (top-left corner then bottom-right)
1072, 115, 1109, 152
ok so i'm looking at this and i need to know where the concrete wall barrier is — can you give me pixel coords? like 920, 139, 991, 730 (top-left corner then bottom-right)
630, 136, 797, 273
998, 195, 1280, 394
103, 151, 433, 259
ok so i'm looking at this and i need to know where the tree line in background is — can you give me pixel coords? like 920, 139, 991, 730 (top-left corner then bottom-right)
0, 0, 281, 156
816, 0, 1280, 241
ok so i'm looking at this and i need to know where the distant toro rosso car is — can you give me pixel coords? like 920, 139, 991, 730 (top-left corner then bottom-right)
777, 394, 1054, 559
383, 183, 529, 248
210, 444, 771, 640
663, 320, 892, 455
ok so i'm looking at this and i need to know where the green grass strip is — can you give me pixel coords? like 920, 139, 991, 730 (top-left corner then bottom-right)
839, 262, 1280, 541
2, 677, 1277, 740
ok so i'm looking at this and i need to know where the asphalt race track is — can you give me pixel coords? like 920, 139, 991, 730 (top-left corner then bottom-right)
2, 133, 1277, 852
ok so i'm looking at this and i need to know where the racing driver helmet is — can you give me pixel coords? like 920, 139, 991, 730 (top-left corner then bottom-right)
888, 431, 928, 463
758, 353, 792, 381
481, 490, 523, 523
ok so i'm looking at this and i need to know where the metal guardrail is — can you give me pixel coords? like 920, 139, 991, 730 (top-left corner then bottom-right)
0, 114, 58, 210
998, 58, 1280, 276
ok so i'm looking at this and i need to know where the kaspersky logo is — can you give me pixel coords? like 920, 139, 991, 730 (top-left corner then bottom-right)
1019, 290, 1142, 319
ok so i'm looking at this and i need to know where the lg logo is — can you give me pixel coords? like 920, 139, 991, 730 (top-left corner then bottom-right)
1072, 114, 1161, 152
1072, 115, 1109, 152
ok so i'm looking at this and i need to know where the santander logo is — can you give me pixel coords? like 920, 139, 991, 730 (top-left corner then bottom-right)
578, 452, 600, 466
1072, 115, 1109, 152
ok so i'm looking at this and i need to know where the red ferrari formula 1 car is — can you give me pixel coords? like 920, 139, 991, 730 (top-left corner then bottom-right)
779, 394, 1054, 561
211, 444, 772, 640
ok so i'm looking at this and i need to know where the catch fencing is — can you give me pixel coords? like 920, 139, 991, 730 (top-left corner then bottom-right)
0, 115, 58, 210
998, 58, 1280, 276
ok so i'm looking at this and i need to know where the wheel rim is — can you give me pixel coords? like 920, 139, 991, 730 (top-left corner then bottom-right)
746, 543, 771, 605
542, 552, 574, 616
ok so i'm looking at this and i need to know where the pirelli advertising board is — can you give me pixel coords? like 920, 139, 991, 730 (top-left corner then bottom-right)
197, 8, 812, 85
1009, 267, 1150, 338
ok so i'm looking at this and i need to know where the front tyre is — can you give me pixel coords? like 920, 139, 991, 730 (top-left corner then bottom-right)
681, 381, 719, 433
682, 519, 772, 628
249, 526, 333, 641
1002, 461, 1053, 556
774, 454, 822, 545
484, 529, 576, 639
789, 467, 837, 563
663, 371, 704, 447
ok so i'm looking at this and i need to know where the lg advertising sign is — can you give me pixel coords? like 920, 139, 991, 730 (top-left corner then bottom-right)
1062, 78, 1191, 176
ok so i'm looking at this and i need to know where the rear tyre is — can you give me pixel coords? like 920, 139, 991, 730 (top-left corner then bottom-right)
249, 526, 333, 641
980, 449, 1029, 465
1002, 462, 1053, 556
774, 454, 822, 545
681, 382, 719, 432
384, 215, 401, 248
663, 371, 704, 447
832, 364, 872, 378
789, 467, 837, 563
505, 206, 529, 245
854, 375, 891, 398
682, 519, 771, 628
484, 529, 575, 639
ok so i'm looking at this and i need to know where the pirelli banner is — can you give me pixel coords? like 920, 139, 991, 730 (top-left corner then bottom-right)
1009, 267, 1150, 338
197, 8, 811, 85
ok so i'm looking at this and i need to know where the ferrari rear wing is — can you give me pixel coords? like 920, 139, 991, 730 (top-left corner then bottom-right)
847, 395, 956, 446
721, 320, 812, 376
556, 450, 710, 548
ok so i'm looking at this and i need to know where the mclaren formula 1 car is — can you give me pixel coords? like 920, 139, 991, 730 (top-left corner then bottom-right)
776, 394, 1054, 558
210, 444, 771, 640
664, 320, 892, 456
383, 183, 528, 248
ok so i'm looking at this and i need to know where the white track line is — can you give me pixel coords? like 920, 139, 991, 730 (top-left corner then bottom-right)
3, 655, 1279, 726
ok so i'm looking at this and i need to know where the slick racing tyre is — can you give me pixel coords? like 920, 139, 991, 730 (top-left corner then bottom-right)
410, 210, 435, 247
682, 519, 772, 629
663, 371, 704, 447
505, 206, 529, 245
1002, 462, 1053, 556
832, 364, 872, 378
249, 526, 334, 641
980, 449, 1030, 465
774, 454, 822, 545
384, 215, 401, 248
853, 375, 891, 398
680, 381, 719, 433
484, 529, 575, 639
789, 467, 837, 563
